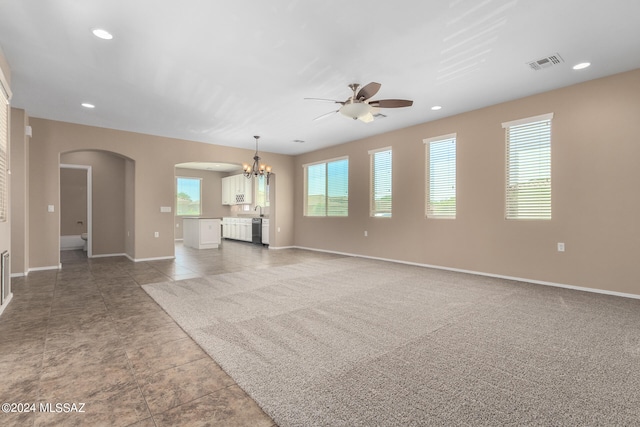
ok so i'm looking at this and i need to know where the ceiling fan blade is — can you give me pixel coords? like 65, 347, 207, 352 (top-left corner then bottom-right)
356, 82, 381, 101
304, 97, 344, 104
358, 112, 375, 123
369, 99, 413, 108
313, 110, 339, 121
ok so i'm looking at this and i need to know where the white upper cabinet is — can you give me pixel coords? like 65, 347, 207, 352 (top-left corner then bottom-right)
222, 174, 253, 205
221, 176, 233, 205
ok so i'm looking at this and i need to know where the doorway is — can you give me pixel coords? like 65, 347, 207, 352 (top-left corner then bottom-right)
59, 164, 92, 257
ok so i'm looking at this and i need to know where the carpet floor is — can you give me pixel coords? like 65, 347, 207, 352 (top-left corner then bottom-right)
143, 256, 640, 426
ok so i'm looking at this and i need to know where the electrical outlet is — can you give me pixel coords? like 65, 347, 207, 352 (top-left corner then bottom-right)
364, 230, 368, 237
154, 232, 159, 238
557, 242, 565, 252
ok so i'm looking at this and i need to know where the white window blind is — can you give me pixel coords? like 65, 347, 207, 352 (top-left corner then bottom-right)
370, 147, 392, 217
176, 177, 202, 216
425, 134, 456, 219
0, 79, 9, 222
503, 113, 552, 220
304, 157, 348, 217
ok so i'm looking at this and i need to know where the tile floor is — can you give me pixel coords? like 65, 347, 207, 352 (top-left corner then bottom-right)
0, 241, 342, 426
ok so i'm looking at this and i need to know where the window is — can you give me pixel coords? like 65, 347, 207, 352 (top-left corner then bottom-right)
255, 175, 269, 207
0, 74, 9, 223
176, 177, 202, 216
502, 113, 553, 220
425, 134, 456, 219
370, 147, 392, 217
304, 157, 348, 217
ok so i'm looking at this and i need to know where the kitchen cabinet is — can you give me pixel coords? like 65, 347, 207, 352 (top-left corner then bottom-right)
237, 175, 253, 204
222, 217, 230, 238
221, 176, 233, 205
262, 219, 269, 245
222, 217, 253, 242
183, 218, 221, 249
221, 174, 252, 205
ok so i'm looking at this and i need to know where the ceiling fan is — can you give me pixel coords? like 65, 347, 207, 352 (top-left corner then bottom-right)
306, 82, 413, 123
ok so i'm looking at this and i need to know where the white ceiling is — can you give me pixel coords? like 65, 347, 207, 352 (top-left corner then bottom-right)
1, 0, 639, 156
175, 162, 241, 172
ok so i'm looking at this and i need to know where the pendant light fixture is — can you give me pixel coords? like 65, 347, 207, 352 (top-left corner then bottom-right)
243, 136, 272, 184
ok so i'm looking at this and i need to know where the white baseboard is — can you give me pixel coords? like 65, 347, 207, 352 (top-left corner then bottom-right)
90, 253, 127, 259
268, 246, 294, 250
130, 255, 175, 262
10, 272, 27, 278
293, 246, 640, 301
28, 265, 61, 273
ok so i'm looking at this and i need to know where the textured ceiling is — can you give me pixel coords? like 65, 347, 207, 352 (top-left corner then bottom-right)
1, 0, 640, 155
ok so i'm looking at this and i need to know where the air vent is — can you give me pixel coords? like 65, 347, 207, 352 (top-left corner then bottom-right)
527, 53, 564, 71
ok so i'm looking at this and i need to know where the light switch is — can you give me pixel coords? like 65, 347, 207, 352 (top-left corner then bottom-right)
48, 205, 55, 212
160, 206, 172, 213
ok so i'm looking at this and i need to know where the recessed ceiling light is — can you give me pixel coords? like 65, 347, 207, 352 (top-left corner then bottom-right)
81, 103, 95, 109
573, 62, 591, 70
431, 105, 442, 111
92, 28, 113, 40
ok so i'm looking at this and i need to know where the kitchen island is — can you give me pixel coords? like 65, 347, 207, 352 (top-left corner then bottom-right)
182, 217, 222, 249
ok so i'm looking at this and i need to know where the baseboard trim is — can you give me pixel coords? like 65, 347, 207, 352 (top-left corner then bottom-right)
10, 272, 27, 278
28, 265, 61, 273
90, 253, 127, 259
130, 255, 175, 263
268, 246, 295, 250
293, 246, 640, 301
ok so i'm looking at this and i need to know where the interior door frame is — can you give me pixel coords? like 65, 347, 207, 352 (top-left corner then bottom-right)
59, 164, 93, 258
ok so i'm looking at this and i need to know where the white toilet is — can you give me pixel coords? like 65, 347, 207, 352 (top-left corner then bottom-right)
80, 233, 88, 251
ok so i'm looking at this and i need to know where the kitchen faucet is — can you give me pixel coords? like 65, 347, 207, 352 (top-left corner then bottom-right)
254, 205, 263, 216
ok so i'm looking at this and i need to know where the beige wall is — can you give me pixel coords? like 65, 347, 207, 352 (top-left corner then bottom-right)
174, 168, 231, 239
59, 167, 87, 236
26, 120, 294, 267
294, 69, 640, 296
124, 158, 135, 257
9, 108, 28, 275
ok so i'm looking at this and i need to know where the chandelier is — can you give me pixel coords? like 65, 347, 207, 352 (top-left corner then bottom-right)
243, 135, 272, 184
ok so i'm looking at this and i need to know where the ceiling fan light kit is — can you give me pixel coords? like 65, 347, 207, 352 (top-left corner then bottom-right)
308, 82, 413, 123
340, 102, 372, 120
